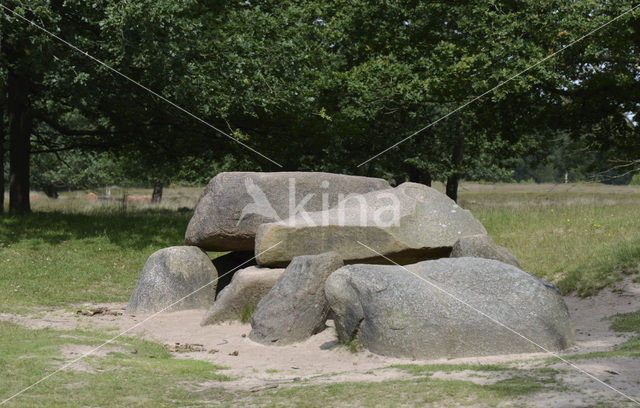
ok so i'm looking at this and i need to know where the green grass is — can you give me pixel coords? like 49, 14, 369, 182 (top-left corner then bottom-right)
230, 374, 562, 408
610, 310, 640, 333
239, 303, 256, 324
1, 183, 639, 406
17, 187, 203, 213
460, 185, 640, 296
2, 183, 638, 312
0, 321, 229, 407
0, 321, 567, 407
611, 309, 640, 354
545, 308, 640, 362
0, 210, 195, 311
342, 336, 364, 353
390, 362, 510, 375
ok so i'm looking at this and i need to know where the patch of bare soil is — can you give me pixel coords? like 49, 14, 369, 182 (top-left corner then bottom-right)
564, 277, 640, 352
2, 279, 639, 406
58, 344, 126, 373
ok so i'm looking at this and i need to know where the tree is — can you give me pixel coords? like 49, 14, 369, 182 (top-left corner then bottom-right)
2, 0, 639, 209
1, 3, 39, 213
0, 1, 235, 211
536, 1, 640, 180
303, 1, 571, 198
2, 1, 334, 210
0, 77, 5, 213
7, 69, 31, 213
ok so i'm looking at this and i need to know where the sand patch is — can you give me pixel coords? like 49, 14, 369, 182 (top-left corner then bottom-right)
2, 278, 639, 405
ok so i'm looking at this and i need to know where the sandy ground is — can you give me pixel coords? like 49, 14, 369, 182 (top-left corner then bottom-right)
2, 278, 640, 406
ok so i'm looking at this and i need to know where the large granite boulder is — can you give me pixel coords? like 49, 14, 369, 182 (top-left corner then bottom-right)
450, 234, 520, 268
255, 182, 487, 266
200, 266, 284, 325
127, 246, 217, 314
250, 252, 343, 345
185, 172, 390, 251
325, 257, 573, 359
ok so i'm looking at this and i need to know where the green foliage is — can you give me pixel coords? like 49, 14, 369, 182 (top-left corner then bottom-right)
3, 0, 639, 192
31, 151, 121, 191
630, 174, 640, 186
28, 149, 248, 191
239, 303, 255, 324
343, 336, 364, 354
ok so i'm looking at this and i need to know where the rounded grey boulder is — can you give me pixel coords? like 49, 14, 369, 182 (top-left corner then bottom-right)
200, 266, 284, 325
325, 257, 573, 359
249, 252, 344, 345
126, 246, 217, 314
450, 234, 520, 268
185, 172, 390, 251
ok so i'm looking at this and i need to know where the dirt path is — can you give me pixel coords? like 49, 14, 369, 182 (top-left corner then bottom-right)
2, 279, 639, 405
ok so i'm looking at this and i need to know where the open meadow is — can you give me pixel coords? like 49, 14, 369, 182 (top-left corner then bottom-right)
1, 182, 639, 407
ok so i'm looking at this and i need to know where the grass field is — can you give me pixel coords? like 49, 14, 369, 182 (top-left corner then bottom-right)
0, 322, 230, 407
0, 187, 217, 311
457, 183, 640, 295
2, 182, 638, 311
1, 182, 640, 407
0, 210, 193, 310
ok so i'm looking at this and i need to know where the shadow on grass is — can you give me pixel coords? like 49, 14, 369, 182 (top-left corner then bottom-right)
0, 210, 192, 250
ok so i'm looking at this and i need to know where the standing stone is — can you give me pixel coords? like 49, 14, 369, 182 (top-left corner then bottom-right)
185, 172, 390, 251
127, 246, 217, 314
325, 257, 573, 359
200, 266, 284, 325
450, 234, 520, 268
255, 182, 487, 266
250, 252, 344, 345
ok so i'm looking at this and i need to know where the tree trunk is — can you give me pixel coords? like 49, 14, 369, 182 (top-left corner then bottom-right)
446, 173, 459, 202
446, 132, 465, 203
0, 86, 5, 214
408, 166, 432, 187
42, 184, 58, 199
0, 109, 4, 215
151, 181, 163, 204
422, 169, 432, 187
8, 71, 31, 214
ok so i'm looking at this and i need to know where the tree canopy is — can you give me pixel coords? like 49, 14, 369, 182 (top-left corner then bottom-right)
1, 0, 639, 212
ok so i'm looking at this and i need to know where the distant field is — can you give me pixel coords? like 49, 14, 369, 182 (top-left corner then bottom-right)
457, 182, 640, 295
3, 186, 205, 213
1, 182, 639, 311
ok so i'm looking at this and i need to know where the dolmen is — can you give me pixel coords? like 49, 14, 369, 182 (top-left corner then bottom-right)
127, 172, 574, 359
